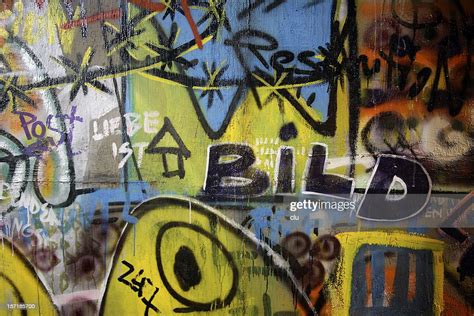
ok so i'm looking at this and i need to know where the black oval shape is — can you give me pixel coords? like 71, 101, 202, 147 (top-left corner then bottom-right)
174, 246, 202, 291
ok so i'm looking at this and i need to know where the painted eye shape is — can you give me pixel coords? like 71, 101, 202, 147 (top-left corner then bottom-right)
281, 231, 311, 258
310, 235, 341, 260
155, 222, 238, 313
100, 197, 317, 315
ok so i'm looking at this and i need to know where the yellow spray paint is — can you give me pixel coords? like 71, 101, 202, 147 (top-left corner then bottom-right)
0, 239, 58, 315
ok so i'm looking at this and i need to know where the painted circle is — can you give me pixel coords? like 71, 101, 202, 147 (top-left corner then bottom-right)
155, 221, 238, 312
310, 235, 341, 260
281, 232, 311, 258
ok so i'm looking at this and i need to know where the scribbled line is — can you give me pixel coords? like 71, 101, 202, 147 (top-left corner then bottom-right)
128, 0, 166, 12
61, 9, 122, 30
181, 0, 203, 49
15, 50, 327, 94
5, 2, 334, 95
127, 0, 203, 48
237, 0, 287, 20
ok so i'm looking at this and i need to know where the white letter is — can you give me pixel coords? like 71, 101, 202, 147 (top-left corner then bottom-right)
144, 111, 160, 134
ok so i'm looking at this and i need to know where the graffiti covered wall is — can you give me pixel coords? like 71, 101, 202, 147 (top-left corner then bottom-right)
0, 0, 473, 315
